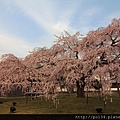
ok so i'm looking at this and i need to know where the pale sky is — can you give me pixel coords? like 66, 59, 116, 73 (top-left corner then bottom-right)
0, 0, 120, 58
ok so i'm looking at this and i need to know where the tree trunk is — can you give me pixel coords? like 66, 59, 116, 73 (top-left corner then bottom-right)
76, 81, 85, 98
70, 87, 74, 93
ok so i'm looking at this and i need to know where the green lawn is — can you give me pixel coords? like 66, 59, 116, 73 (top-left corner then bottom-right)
0, 93, 120, 114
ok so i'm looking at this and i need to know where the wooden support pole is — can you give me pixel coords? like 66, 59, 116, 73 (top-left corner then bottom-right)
26, 94, 28, 104
30, 93, 32, 100
86, 87, 88, 105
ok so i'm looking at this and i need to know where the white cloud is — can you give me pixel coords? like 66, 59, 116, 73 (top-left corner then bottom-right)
0, 33, 34, 58
84, 7, 101, 17
13, 0, 55, 33
13, 0, 80, 34
52, 22, 69, 33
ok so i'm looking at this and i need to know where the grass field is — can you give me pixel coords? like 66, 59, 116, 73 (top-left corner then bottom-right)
0, 93, 120, 114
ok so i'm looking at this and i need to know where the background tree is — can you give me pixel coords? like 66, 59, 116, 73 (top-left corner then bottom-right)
0, 54, 42, 96
79, 18, 120, 108
80, 18, 120, 93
